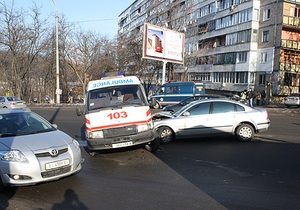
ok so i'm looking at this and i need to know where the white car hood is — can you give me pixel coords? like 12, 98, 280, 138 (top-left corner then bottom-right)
0, 130, 72, 152
152, 111, 174, 120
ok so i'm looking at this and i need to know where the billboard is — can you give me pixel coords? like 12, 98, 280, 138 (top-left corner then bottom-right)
143, 23, 184, 64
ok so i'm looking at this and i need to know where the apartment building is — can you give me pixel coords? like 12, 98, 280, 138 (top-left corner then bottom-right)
118, 0, 300, 96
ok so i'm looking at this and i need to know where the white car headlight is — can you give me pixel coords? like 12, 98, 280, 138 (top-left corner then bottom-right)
0, 150, 28, 162
87, 130, 104, 139
72, 139, 80, 149
137, 123, 152, 132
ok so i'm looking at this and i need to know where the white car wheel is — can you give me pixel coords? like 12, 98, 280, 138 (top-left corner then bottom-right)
158, 126, 174, 144
236, 124, 254, 142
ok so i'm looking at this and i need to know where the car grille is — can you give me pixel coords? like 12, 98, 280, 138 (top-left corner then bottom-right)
103, 125, 137, 138
35, 148, 68, 158
41, 166, 71, 178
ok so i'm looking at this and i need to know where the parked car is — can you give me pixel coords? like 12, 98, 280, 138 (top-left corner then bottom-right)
284, 93, 300, 108
162, 94, 226, 113
0, 96, 27, 109
153, 98, 270, 144
0, 109, 83, 187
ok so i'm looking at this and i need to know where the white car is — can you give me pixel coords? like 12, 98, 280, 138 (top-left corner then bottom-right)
153, 98, 270, 143
0, 109, 83, 187
284, 93, 300, 108
0, 96, 27, 109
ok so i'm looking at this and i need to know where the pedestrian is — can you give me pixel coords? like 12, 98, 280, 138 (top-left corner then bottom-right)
241, 90, 247, 100
247, 88, 254, 107
261, 90, 266, 105
256, 91, 262, 106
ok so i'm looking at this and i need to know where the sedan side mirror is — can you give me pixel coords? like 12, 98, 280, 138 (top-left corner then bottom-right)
182, 111, 190, 117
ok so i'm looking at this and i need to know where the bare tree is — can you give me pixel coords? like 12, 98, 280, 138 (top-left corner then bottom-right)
0, 2, 48, 102
65, 30, 113, 100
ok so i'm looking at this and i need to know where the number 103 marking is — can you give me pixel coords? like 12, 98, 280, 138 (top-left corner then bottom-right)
107, 111, 128, 120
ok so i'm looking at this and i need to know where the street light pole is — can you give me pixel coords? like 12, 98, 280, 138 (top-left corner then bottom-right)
52, 0, 60, 104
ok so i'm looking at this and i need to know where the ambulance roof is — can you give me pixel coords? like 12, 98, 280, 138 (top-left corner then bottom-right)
87, 76, 141, 91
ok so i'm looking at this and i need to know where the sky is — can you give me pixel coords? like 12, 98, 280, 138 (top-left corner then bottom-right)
8, 0, 135, 39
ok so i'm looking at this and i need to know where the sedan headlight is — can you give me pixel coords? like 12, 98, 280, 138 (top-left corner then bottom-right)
0, 150, 28, 162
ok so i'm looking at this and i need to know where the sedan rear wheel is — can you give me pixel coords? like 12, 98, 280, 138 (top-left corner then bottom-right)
236, 124, 254, 142
158, 126, 174, 144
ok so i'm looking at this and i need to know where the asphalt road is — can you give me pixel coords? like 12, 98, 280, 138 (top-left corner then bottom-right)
1, 106, 300, 210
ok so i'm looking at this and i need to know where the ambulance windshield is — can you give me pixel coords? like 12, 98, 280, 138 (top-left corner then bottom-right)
87, 85, 147, 111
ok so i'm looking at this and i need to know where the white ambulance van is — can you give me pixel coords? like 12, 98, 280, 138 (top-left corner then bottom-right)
77, 76, 159, 155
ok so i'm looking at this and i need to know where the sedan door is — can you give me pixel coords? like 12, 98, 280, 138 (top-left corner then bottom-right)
176, 102, 211, 138
207, 102, 236, 135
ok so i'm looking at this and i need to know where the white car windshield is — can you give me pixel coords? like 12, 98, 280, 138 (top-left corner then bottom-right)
0, 112, 56, 137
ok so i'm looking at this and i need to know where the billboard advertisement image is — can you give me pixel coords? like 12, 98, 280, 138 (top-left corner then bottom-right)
143, 23, 184, 64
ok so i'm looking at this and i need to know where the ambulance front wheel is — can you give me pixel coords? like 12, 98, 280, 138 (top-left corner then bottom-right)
145, 137, 160, 153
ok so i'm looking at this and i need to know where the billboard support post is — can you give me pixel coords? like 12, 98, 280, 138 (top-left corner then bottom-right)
162, 61, 167, 85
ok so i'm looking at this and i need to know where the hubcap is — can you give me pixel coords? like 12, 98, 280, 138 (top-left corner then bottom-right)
239, 127, 252, 139
161, 129, 172, 143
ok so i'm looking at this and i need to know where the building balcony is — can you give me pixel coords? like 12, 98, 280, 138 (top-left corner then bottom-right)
281, 39, 300, 51
280, 62, 300, 73
283, 15, 300, 29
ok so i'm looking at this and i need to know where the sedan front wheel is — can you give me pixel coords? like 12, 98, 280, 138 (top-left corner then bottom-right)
158, 126, 174, 144
236, 124, 254, 142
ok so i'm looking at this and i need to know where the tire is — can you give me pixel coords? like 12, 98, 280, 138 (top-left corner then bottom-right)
145, 137, 160, 153
158, 126, 174, 144
235, 124, 254, 142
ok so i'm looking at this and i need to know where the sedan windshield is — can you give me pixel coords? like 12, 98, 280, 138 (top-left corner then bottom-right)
0, 112, 56, 137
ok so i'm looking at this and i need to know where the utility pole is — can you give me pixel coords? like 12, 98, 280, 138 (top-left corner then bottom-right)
52, 0, 60, 104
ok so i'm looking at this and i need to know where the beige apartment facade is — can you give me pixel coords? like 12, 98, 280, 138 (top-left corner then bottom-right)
118, 0, 300, 97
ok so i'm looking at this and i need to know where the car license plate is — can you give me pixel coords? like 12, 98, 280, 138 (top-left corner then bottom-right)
112, 141, 133, 148
45, 159, 70, 170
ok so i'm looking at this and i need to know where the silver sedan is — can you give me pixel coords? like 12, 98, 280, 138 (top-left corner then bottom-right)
0, 109, 83, 187
0, 96, 27, 109
153, 98, 270, 144
284, 93, 300, 108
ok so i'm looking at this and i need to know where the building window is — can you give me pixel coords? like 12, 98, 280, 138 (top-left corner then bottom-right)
235, 72, 248, 83
224, 53, 236, 64
261, 52, 267, 63
192, 73, 211, 81
237, 29, 251, 43
263, 9, 271, 21
237, 52, 247, 63
291, 7, 300, 18
262, 30, 270, 42
259, 74, 266, 85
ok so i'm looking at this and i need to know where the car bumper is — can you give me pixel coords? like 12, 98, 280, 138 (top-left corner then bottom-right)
0, 151, 83, 187
284, 101, 300, 106
86, 130, 155, 151
256, 121, 270, 133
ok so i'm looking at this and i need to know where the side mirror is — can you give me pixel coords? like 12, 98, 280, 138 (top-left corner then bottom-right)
182, 111, 190, 117
76, 107, 83, 116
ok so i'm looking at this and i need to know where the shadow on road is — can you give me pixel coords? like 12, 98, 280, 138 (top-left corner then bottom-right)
52, 189, 88, 210
155, 136, 300, 209
0, 187, 17, 209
